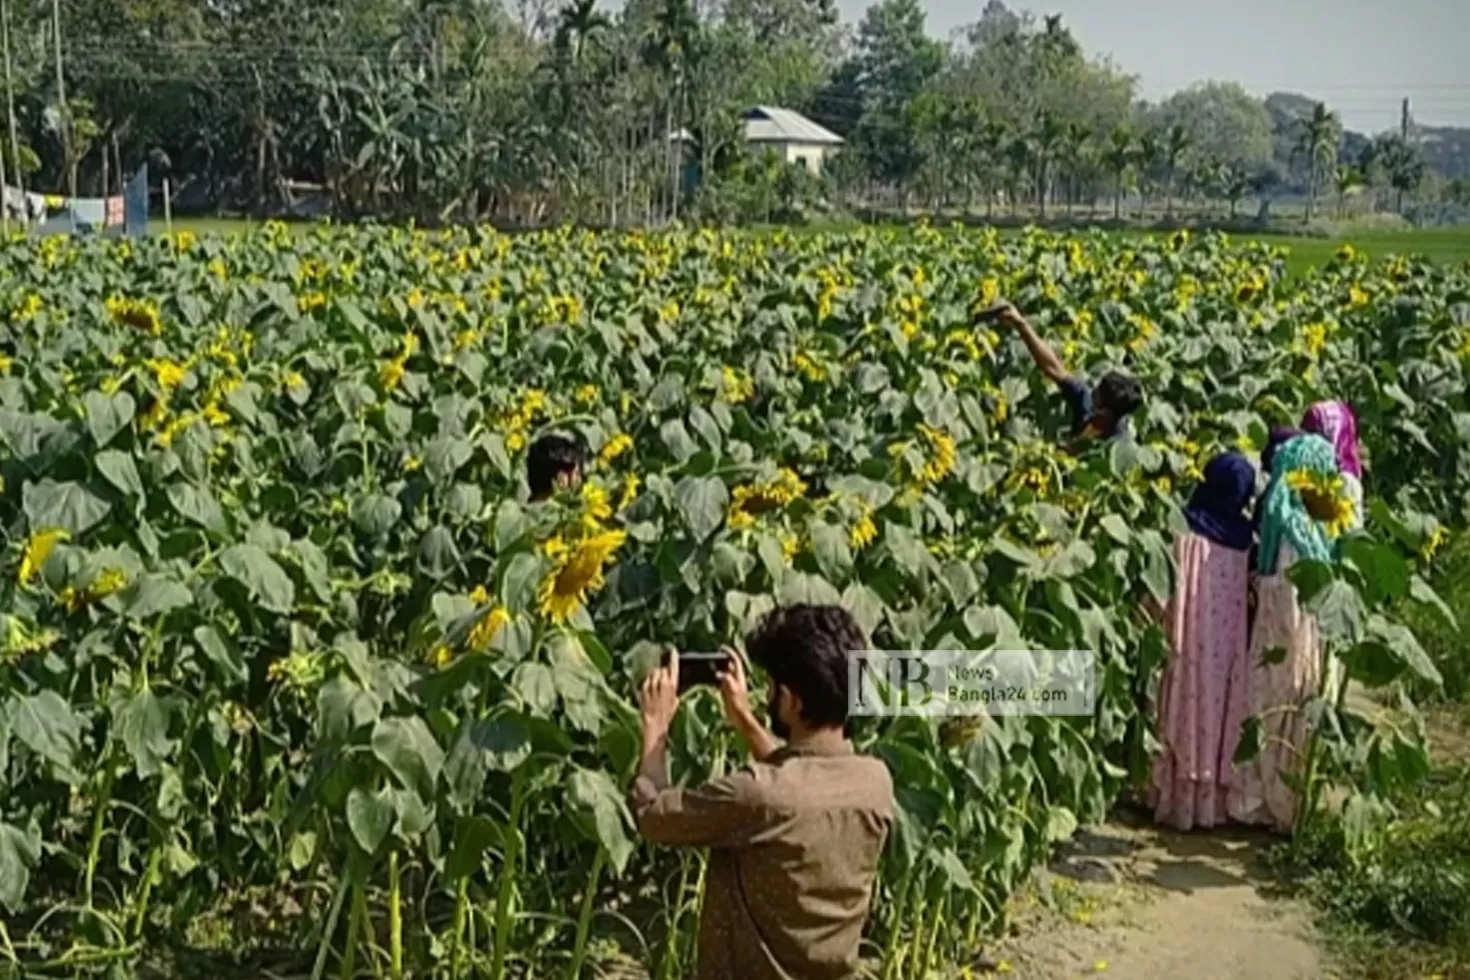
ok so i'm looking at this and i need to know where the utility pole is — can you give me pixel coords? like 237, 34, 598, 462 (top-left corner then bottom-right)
1401, 97, 1411, 142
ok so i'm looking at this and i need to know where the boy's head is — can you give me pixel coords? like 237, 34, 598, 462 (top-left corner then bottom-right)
1092, 371, 1143, 433
527, 434, 586, 501
745, 603, 867, 740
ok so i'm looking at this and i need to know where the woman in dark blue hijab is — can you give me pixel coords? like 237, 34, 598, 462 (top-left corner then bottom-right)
1184, 452, 1257, 552
1150, 451, 1257, 830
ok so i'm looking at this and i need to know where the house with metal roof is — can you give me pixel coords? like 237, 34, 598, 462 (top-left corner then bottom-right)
741, 106, 844, 173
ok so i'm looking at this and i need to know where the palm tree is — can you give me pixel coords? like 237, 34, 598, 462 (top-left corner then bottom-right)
1102, 125, 1133, 221
1134, 131, 1162, 218
641, 0, 699, 223
1333, 165, 1364, 219
1161, 123, 1190, 219
1294, 102, 1340, 222
1379, 136, 1425, 215
1030, 113, 1067, 219
1004, 136, 1030, 217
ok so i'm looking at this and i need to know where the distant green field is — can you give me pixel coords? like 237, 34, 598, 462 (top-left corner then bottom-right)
163, 215, 1470, 281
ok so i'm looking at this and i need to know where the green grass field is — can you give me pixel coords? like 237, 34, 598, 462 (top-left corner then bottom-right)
163, 215, 1470, 280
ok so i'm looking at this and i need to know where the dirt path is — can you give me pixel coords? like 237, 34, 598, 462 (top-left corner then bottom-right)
981, 807, 1324, 980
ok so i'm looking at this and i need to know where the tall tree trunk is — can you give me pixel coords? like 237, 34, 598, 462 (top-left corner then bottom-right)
1113, 174, 1122, 220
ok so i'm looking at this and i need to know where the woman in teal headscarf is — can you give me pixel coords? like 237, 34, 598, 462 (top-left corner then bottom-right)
1228, 434, 1342, 832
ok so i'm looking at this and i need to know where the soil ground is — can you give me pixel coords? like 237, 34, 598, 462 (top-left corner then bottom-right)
978, 807, 1321, 980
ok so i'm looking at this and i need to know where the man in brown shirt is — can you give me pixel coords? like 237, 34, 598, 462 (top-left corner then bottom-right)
632, 604, 894, 980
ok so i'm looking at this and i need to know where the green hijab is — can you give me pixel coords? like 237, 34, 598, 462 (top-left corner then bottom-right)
1257, 433, 1339, 575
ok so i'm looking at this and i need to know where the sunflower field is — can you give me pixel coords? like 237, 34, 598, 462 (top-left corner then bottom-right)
0, 223, 1467, 978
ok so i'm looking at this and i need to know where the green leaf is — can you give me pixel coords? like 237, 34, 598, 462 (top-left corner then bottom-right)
1099, 514, 1131, 545
218, 544, 296, 614
9, 691, 81, 780
416, 525, 460, 579
513, 662, 558, 717
778, 572, 841, 605
1304, 579, 1365, 642
371, 716, 446, 798
674, 475, 728, 541
567, 767, 635, 875
110, 687, 174, 779
810, 523, 853, 580
660, 419, 698, 462
1340, 538, 1409, 604
346, 786, 394, 855
1368, 617, 1442, 687
445, 815, 502, 881
167, 482, 229, 537
1409, 575, 1458, 632
83, 390, 135, 448
1233, 715, 1262, 764
288, 831, 317, 871
0, 822, 41, 913
193, 625, 246, 684
444, 714, 533, 810
95, 449, 144, 498
23, 479, 110, 535
1044, 806, 1078, 843
351, 494, 402, 537
501, 553, 542, 614
841, 583, 886, 639
123, 574, 194, 620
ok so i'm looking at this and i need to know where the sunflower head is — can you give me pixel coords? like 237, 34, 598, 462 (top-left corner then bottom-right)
1285, 468, 1355, 537
536, 528, 627, 623
19, 528, 68, 586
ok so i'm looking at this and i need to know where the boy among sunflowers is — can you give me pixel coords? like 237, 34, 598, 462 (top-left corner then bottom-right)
983, 299, 1142, 444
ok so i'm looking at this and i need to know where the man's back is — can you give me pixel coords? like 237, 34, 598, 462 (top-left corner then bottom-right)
633, 742, 894, 980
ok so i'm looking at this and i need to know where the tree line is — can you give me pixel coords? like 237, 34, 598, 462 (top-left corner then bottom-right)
0, 0, 1462, 225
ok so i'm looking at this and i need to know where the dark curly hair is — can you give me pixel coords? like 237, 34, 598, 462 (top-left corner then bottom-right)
527, 434, 586, 499
1095, 371, 1143, 419
745, 604, 868, 728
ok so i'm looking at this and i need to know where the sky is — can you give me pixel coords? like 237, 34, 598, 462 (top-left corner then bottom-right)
833, 0, 1470, 134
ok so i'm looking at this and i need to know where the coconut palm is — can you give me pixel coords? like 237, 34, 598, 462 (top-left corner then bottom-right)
1294, 102, 1340, 222
1160, 123, 1190, 219
1380, 137, 1426, 215
1102, 125, 1134, 221
1333, 165, 1364, 219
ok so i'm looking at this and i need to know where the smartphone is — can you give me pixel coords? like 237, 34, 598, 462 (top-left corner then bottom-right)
663, 649, 732, 693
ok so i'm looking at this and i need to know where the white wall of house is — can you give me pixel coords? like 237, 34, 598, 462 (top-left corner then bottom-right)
751, 141, 835, 174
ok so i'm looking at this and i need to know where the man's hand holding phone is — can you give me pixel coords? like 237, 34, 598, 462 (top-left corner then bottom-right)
639, 649, 681, 748
716, 647, 780, 762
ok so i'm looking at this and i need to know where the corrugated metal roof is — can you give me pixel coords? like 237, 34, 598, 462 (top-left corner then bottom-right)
743, 106, 844, 146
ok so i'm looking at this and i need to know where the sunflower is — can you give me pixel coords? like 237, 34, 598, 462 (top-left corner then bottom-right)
19, 528, 68, 586
1421, 525, 1448, 562
916, 424, 956, 484
1286, 469, 1356, 537
581, 481, 612, 522
849, 506, 877, 550
730, 468, 807, 524
537, 528, 627, 622
719, 366, 754, 403
105, 296, 162, 335
468, 606, 511, 650
146, 357, 189, 393
618, 474, 640, 511
598, 433, 633, 466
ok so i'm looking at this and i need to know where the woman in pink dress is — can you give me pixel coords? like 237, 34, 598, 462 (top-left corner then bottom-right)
1150, 452, 1255, 831
1228, 434, 1340, 832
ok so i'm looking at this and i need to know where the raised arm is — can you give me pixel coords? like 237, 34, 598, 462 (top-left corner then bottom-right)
995, 302, 1069, 385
